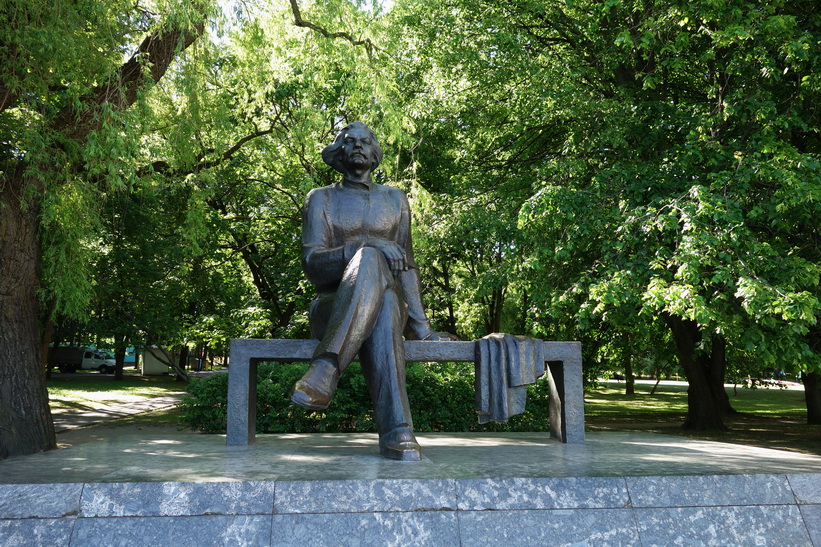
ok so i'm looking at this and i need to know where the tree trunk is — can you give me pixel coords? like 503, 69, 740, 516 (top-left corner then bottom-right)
805, 324, 821, 424
708, 335, 736, 415
177, 346, 190, 380
663, 313, 727, 430
0, 176, 57, 459
518, 288, 529, 336
485, 286, 505, 334
114, 335, 127, 381
802, 372, 821, 425
40, 299, 56, 380
623, 332, 635, 396
441, 260, 458, 335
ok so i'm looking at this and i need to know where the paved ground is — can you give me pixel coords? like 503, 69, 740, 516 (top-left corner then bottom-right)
19, 373, 816, 546
4, 433, 819, 546
4, 429, 821, 484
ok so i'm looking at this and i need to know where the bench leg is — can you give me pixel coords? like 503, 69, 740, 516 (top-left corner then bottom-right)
227, 340, 257, 445
547, 344, 585, 443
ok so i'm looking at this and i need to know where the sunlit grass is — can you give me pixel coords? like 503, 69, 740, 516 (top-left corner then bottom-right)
114, 406, 186, 427
584, 380, 821, 456
585, 381, 807, 418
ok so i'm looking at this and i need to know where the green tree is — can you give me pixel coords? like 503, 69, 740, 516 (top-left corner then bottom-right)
135, 0, 429, 340
396, 0, 820, 429
0, 0, 209, 458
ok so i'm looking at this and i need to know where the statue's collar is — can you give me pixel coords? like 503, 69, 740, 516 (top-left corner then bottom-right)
340, 177, 372, 191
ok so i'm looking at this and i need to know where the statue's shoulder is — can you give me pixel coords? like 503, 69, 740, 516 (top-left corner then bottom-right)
375, 183, 408, 201
307, 185, 334, 196
304, 185, 333, 205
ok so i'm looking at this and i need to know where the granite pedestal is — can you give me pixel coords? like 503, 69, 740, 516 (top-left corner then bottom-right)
1, 431, 820, 545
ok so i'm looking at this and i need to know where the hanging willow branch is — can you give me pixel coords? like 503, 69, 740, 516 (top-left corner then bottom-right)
289, 0, 377, 58
53, 19, 205, 144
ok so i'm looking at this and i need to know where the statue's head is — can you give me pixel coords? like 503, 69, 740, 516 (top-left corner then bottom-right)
321, 121, 383, 174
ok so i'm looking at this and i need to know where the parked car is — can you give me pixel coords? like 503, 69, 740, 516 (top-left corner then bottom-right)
48, 347, 117, 373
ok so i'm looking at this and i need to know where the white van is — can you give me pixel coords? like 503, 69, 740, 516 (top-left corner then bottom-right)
48, 347, 117, 373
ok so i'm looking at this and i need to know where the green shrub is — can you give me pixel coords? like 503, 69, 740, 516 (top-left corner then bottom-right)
179, 361, 551, 434
255, 361, 375, 433
406, 361, 551, 432
178, 371, 229, 434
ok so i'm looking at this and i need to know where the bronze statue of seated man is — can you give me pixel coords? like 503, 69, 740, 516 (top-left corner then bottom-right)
290, 122, 454, 461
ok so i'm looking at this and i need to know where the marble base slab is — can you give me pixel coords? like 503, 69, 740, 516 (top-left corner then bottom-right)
1, 474, 819, 545
2, 432, 821, 545
3, 431, 821, 483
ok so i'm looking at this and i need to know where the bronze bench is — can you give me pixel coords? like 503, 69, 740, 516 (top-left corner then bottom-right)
226, 339, 585, 445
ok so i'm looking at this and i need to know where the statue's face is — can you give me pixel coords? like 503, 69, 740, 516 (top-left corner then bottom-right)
340, 125, 375, 172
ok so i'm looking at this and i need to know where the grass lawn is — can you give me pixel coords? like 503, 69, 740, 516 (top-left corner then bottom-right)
586, 380, 821, 457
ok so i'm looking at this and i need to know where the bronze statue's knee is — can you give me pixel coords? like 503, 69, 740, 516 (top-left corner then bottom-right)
352, 245, 383, 265
348, 246, 393, 286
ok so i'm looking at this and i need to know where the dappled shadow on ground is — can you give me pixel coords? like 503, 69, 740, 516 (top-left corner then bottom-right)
587, 413, 821, 457
50, 399, 99, 411
56, 418, 195, 450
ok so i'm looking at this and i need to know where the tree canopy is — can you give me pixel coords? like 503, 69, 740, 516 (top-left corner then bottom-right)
1, 0, 818, 457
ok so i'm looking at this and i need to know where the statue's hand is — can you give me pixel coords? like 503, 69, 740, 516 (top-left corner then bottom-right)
367, 239, 407, 273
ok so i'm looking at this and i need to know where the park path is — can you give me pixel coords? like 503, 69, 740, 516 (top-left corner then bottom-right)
50, 393, 185, 432
50, 371, 223, 432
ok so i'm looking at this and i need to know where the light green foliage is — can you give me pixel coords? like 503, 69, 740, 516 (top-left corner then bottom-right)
380, 0, 821, 429
0, 0, 215, 457
1, 0, 214, 325
408, 0, 820, 374
411, 182, 536, 339
3, 0, 131, 318
5, 0, 819, 443
119, 0, 430, 349
6, 1, 818, 358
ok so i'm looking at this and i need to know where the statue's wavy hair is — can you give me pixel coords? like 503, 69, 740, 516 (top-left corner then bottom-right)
321, 121, 383, 173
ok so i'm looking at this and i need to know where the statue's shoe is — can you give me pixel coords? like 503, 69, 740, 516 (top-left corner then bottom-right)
379, 424, 422, 461
290, 358, 339, 410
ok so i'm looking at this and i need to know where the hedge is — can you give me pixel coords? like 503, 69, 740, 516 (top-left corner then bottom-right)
179, 361, 551, 434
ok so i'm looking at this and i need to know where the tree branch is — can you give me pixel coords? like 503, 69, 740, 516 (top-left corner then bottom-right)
138, 127, 275, 178
0, 83, 20, 113
53, 20, 205, 144
145, 343, 190, 383
197, 128, 274, 171
289, 0, 376, 58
